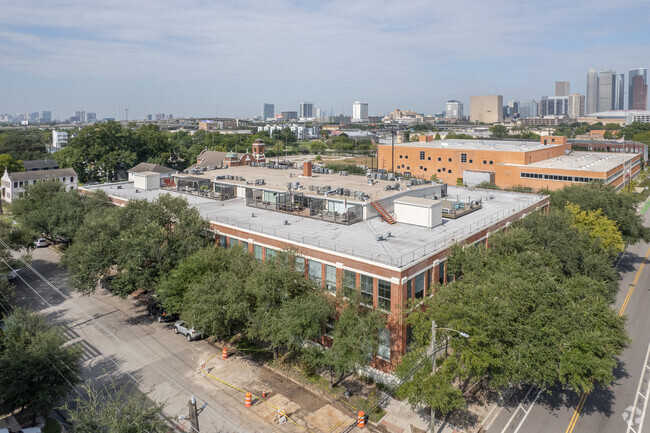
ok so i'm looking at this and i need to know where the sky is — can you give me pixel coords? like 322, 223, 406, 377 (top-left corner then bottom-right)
1, 0, 649, 120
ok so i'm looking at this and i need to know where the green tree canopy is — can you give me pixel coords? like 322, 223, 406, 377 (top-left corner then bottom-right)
489, 125, 508, 138
11, 181, 111, 243
0, 308, 83, 419
63, 194, 210, 296
547, 183, 650, 245
0, 153, 24, 173
64, 381, 169, 433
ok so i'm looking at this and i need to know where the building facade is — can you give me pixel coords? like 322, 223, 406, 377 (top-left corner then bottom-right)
555, 81, 570, 97
299, 102, 314, 119
518, 100, 538, 118
445, 100, 464, 120
470, 95, 503, 124
51, 130, 68, 153
352, 102, 369, 122
262, 103, 274, 121
586, 69, 599, 114
568, 94, 585, 118
615, 74, 625, 110
629, 68, 648, 110
598, 70, 616, 112
540, 96, 568, 116
1, 168, 78, 203
377, 136, 641, 191
83, 163, 550, 373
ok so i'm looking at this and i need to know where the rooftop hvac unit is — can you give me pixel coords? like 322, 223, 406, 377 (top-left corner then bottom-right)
336, 187, 343, 195
343, 189, 351, 196
376, 235, 385, 241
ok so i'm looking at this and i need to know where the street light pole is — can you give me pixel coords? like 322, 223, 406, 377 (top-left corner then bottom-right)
430, 321, 469, 433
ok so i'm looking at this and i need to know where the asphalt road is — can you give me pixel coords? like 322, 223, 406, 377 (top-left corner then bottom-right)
10, 246, 286, 433
486, 213, 650, 433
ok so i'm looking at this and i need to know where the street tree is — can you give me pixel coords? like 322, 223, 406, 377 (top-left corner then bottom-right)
0, 308, 83, 420
310, 295, 385, 387
64, 381, 169, 433
246, 252, 332, 358
397, 227, 629, 413
566, 203, 624, 257
11, 181, 111, 243
546, 183, 650, 245
63, 194, 210, 296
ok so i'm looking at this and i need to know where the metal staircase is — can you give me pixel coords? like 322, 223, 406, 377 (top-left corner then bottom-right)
371, 200, 396, 224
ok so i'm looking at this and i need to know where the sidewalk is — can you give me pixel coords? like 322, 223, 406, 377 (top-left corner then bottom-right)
196, 347, 474, 433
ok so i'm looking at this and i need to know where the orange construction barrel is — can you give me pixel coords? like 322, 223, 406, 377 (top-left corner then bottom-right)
245, 392, 252, 408
357, 410, 365, 428
222, 346, 228, 360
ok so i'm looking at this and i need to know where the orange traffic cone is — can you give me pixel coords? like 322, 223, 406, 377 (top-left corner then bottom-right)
357, 410, 365, 428
222, 346, 228, 360
262, 389, 267, 398
244, 392, 253, 408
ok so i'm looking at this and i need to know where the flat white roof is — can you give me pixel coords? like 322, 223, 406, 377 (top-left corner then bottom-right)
394, 197, 439, 207
382, 139, 558, 152
82, 182, 547, 269
507, 151, 638, 172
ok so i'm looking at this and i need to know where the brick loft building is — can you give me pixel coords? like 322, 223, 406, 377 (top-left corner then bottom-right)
83, 156, 549, 375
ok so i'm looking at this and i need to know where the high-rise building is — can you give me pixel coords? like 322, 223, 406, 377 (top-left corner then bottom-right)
262, 103, 274, 121
598, 70, 616, 112
281, 111, 298, 120
518, 100, 538, 118
51, 130, 68, 152
568, 94, 585, 118
540, 96, 568, 116
40, 111, 52, 122
352, 101, 369, 122
555, 81, 570, 97
299, 102, 314, 119
614, 74, 625, 110
470, 95, 503, 123
629, 68, 648, 110
444, 100, 464, 119
586, 69, 599, 114
86, 112, 97, 122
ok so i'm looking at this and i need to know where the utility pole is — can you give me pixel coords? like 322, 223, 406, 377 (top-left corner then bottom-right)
391, 129, 396, 173
188, 395, 199, 432
430, 321, 437, 433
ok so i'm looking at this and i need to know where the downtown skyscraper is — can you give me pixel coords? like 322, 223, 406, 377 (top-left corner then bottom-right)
586, 69, 599, 114
629, 68, 648, 110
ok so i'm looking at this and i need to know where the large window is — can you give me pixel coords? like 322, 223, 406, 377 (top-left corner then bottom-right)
325, 265, 337, 293
419, 151, 425, 160
219, 235, 227, 248
266, 249, 276, 261
254, 245, 263, 261
438, 261, 446, 284
461, 153, 467, 163
414, 273, 424, 298
295, 256, 305, 275
343, 270, 356, 297
309, 260, 322, 285
406, 279, 412, 300
360, 275, 373, 305
377, 329, 391, 361
378, 279, 391, 311
241, 240, 248, 251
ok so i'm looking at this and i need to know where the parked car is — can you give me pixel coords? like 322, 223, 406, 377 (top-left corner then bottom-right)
173, 320, 204, 341
1, 269, 20, 281
147, 302, 178, 323
34, 238, 48, 248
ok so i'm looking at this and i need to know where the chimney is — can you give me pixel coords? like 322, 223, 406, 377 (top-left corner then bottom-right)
303, 161, 313, 177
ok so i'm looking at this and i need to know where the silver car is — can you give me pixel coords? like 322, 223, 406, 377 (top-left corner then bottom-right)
173, 320, 204, 341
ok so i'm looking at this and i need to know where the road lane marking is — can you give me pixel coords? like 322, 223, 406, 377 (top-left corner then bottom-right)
499, 387, 544, 433
619, 247, 649, 317
625, 342, 650, 433
565, 246, 650, 433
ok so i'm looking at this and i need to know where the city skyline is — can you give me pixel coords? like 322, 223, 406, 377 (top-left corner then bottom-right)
1, 1, 649, 120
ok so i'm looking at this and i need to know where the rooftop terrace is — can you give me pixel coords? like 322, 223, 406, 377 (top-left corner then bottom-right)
83, 182, 547, 269
175, 165, 435, 202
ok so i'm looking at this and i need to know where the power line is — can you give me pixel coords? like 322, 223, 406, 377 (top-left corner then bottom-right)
0, 239, 243, 432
